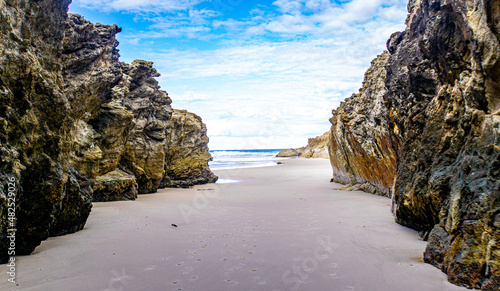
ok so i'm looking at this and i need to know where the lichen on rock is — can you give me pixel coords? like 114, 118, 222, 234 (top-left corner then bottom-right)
93, 168, 138, 202
118, 60, 173, 194
160, 109, 217, 188
0, 0, 92, 261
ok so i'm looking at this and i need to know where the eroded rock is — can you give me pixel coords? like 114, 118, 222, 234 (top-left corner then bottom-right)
300, 132, 330, 159
276, 148, 301, 157
328, 0, 500, 288
160, 109, 217, 188
277, 132, 330, 159
0, 0, 91, 261
119, 60, 173, 193
0, 2, 216, 262
93, 168, 138, 202
328, 52, 398, 197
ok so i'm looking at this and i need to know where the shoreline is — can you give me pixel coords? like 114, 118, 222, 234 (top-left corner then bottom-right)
1, 159, 465, 290
211, 160, 286, 172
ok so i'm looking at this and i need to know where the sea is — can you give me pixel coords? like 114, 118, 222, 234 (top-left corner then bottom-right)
209, 149, 288, 170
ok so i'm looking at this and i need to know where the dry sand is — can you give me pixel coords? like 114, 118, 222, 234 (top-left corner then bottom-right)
1, 158, 465, 291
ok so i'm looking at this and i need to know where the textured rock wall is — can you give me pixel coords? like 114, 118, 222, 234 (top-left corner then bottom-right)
93, 168, 138, 202
63, 14, 133, 179
160, 109, 217, 188
118, 60, 173, 193
328, 0, 500, 288
328, 52, 399, 197
0, 0, 92, 261
387, 1, 500, 288
0, 3, 216, 261
62, 15, 175, 194
63, 14, 217, 195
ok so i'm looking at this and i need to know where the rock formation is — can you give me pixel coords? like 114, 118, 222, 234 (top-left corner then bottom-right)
62, 15, 174, 195
300, 132, 330, 158
328, 0, 500, 288
276, 148, 301, 157
328, 52, 398, 197
0, 0, 216, 262
63, 14, 132, 179
0, 0, 92, 261
118, 60, 173, 194
93, 168, 138, 202
160, 109, 218, 188
277, 132, 330, 159
62, 14, 216, 195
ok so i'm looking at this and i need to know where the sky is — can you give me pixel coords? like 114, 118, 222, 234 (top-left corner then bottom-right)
69, 0, 409, 150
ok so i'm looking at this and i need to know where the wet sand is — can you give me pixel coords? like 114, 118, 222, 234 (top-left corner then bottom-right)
1, 158, 465, 290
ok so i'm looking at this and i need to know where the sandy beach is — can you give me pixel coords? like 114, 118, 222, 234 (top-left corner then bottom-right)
2, 159, 465, 291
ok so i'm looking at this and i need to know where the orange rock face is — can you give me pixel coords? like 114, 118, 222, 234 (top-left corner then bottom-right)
328, 52, 399, 197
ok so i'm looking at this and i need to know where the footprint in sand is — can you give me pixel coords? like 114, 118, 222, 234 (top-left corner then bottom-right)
225, 279, 240, 286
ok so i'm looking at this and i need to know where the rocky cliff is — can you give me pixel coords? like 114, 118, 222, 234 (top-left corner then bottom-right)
329, 51, 398, 197
160, 109, 218, 188
62, 14, 174, 195
118, 60, 173, 194
328, 0, 500, 288
277, 132, 330, 159
0, 0, 91, 261
63, 14, 132, 179
0, 0, 216, 262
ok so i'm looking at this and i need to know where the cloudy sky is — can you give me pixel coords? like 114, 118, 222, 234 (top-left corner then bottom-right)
69, 0, 408, 150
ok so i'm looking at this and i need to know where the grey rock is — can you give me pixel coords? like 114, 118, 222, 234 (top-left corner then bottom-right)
327, 0, 500, 288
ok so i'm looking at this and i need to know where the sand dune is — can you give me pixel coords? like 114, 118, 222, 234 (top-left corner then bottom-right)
1, 159, 465, 291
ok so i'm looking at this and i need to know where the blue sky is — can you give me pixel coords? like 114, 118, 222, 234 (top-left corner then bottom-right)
69, 0, 408, 150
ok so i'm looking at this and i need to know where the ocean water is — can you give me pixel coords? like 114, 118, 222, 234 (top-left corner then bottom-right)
209, 149, 287, 170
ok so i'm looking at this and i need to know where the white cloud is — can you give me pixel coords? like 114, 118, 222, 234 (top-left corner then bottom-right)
272, 0, 304, 14
71, 0, 409, 149
150, 35, 400, 149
